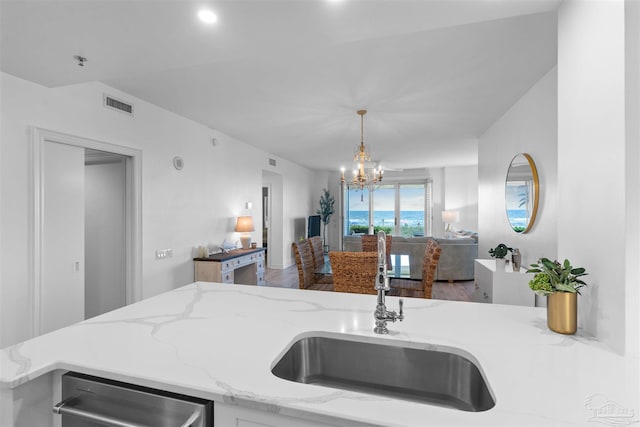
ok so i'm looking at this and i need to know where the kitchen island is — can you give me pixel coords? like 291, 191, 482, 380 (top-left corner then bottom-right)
1, 282, 638, 426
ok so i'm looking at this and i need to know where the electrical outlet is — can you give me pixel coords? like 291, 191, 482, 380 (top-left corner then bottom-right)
155, 249, 173, 260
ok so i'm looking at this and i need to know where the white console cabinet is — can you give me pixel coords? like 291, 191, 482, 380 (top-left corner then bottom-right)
473, 259, 535, 307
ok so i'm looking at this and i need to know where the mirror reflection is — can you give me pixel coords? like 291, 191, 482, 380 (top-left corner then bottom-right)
505, 153, 539, 233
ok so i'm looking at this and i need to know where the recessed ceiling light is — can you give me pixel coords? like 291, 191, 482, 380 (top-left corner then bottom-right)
198, 9, 218, 24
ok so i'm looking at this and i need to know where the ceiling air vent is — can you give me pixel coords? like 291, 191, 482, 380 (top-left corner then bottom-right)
269, 158, 277, 167
103, 94, 134, 116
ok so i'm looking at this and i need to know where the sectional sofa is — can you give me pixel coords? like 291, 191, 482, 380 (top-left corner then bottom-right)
343, 234, 478, 281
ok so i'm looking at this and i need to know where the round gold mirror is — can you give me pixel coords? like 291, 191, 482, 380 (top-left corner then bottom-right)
505, 153, 539, 233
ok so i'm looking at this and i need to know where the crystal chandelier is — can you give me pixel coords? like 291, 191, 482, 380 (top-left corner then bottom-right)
340, 110, 383, 199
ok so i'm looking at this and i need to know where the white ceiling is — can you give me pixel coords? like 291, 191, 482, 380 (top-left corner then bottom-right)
0, 0, 559, 172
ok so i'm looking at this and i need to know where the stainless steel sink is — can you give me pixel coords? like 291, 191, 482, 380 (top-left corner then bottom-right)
271, 334, 495, 412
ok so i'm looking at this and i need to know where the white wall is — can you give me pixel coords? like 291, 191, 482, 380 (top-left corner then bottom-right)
429, 168, 445, 238
444, 165, 479, 233
558, 0, 633, 355
314, 172, 344, 252
624, 0, 640, 360
478, 0, 638, 355
0, 72, 323, 347
281, 169, 327, 268
325, 173, 344, 251
261, 170, 333, 268
479, 67, 558, 268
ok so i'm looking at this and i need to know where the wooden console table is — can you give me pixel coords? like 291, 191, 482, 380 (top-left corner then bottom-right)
194, 248, 265, 285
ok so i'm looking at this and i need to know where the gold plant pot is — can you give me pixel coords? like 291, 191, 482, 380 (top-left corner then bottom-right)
547, 292, 577, 334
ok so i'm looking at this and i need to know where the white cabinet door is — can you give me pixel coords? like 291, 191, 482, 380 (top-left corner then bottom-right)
473, 259, 535, 307
41, 141, 85, 334
214, 402, 343, 427
473, 260, 494, 303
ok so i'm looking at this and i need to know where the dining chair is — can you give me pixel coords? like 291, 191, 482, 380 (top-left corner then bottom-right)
361, 234, 392, 269
292, 240, 314, 289
328, 251, 378, 295
421, 239, 442, 299
390, 239, 441, 299
293, 240, 332, 290
308, 235, 330, 284
308, 236, 325, 269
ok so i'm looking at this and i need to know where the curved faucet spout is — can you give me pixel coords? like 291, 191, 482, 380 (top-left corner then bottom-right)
375, 231, 389, 292
377, 231, 386, 268
373, 231, 403, 334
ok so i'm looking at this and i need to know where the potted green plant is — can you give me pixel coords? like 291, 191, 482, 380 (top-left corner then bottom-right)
317, 188, 335, 253
488, 243, 512, 259
527, 258, 588, 334
488, 243, 512, 270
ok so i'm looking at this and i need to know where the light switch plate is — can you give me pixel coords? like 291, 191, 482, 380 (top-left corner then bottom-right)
155, 249, 173, 260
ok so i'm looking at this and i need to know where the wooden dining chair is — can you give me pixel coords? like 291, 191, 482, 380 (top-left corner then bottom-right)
391, 239, 441, 299
421, 239, 442, 299
292, 240, 314, 289
308, 236, 325, 269
308, 235, 331, 284
293, 240, 332, 290
328, 251, 378, 295
361, 234, 392, 269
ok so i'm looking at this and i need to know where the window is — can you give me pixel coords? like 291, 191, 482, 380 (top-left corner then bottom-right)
398, 183, 427, 237
373, 184, 395, 234
344, 181, 432, 237
344, 187, 370, 235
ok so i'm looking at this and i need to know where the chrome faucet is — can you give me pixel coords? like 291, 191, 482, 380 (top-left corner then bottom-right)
373, 231, 404, 334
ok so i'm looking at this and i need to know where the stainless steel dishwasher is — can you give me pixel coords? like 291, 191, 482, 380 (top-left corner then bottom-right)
53, 372, 212, 427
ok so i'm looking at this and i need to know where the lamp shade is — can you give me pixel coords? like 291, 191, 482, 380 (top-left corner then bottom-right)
441, 210, 460, 223
235, 215, 255, 232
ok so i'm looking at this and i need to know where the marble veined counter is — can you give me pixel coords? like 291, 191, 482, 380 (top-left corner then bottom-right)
1, 282, 638, 426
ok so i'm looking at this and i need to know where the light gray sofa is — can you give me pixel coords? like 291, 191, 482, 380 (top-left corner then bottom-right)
343, 235, 478, 281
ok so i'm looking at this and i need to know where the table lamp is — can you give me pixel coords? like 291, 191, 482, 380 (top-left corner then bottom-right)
441, 210, 460, 238
235, 215, 255, 249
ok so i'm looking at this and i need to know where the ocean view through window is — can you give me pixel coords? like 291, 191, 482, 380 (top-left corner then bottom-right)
344, 181, 432, 237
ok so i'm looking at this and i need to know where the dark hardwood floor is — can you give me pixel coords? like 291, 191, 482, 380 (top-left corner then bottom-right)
264, 264, 475, 301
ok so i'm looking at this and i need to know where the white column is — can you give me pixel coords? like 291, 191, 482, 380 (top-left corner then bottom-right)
558, 0, 627, 353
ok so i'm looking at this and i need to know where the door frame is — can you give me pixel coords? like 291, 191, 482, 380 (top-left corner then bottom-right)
30, 127, 143, 337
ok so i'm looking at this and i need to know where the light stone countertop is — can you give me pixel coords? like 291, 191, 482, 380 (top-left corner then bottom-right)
1, 282, 638, 426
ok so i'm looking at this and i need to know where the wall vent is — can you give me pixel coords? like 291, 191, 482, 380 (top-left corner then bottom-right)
269, 158, 277, 167
103, 94, 134, 116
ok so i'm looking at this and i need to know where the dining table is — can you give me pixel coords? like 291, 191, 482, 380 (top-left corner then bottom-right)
316, 252, 417, 280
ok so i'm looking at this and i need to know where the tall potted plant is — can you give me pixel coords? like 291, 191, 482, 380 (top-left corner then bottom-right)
317, 188, 335, 253
527, 258, 588, 334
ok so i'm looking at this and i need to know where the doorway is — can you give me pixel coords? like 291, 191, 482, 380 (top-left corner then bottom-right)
262, 186, 269, 250
261, 170, 283, 269
85, 149, 127, 319
30, 128, 142, 337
